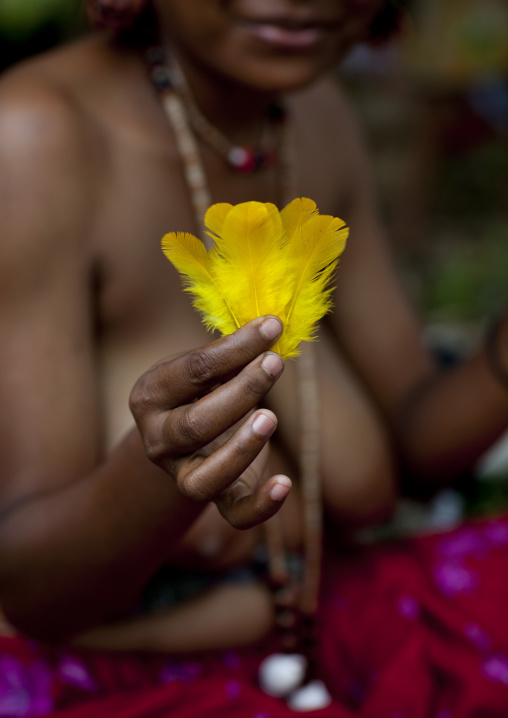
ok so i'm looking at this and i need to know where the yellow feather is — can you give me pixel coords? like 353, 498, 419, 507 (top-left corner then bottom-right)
204, 202, 233, 241
275, 213, 348, 358
280, 197, 317, 242
161, 231, 239, 334
161, 199, 348, 359
211, 201, 292, 327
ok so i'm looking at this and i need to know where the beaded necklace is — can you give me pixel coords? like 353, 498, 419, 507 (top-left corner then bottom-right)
146, 45, 294, 236
167, 56, 287, 174
147, 44, 328, 706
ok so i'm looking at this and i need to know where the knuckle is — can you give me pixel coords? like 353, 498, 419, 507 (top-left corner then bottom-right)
186, 349, 217, 386
128, 375, 153, 422
139, 423, 171, 467
129, 369, 168, 424
240, 369, 270, 400
217, 483, 254, 530
135, 412, 178, 467
143, 436, 165, 465
177, 471, 212, 503
173, 405, 205, 449
234, 440, 258, 467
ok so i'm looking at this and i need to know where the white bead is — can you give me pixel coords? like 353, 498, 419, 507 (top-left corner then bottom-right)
227, 146, 249, 167
287, 679, 332, 711
258, 653, 307, 697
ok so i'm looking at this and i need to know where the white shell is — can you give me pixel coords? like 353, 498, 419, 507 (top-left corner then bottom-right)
287, 679, 332, 711
258, 653, 307, 697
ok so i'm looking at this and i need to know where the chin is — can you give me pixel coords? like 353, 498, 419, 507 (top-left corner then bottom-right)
220, 52, 339, 95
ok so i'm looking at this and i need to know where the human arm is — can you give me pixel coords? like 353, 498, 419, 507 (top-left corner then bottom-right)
0, 327, 287, 643
328, 87, 508, 489
0, 73, 289, 641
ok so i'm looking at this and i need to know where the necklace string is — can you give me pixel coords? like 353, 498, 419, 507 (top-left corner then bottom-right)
147, 45, 212, 243
147, 44, 323, 660
166, 57, 287, 174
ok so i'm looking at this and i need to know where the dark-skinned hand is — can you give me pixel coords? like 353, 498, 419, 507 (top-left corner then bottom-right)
129, 316, 292, 530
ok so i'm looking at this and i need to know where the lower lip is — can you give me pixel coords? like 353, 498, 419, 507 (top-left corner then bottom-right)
243, 23, 325, 50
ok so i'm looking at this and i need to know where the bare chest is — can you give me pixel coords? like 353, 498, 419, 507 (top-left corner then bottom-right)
88, 123, 334, 449
90, 152, 211, 447
88, 118, 391, 503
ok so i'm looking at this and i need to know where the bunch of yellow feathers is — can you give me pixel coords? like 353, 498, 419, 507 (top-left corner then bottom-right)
162, 197, 348, 359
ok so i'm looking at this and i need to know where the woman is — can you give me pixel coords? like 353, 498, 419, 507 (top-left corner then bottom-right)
0, 0, 507, 715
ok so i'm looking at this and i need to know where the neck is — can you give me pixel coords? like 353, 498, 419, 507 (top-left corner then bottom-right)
172, 51, 280, 145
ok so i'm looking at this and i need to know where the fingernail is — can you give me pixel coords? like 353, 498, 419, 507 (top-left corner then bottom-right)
260, 317, 283, 342
270, 479, 291, 502
261, 353, 283, 378
252, 412, 276, 437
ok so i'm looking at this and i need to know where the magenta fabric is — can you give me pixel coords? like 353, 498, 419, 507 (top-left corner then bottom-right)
2, 514, 508, 717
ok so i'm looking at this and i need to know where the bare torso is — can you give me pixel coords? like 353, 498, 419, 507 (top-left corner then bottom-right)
0, 35, 398, 651
19, 33, 393, 569
2, 22, 505, 652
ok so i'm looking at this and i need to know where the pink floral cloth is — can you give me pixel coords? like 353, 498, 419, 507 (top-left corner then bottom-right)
2, 514, 508, 717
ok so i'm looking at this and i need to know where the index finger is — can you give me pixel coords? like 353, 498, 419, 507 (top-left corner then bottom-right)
134, 316, 283, 411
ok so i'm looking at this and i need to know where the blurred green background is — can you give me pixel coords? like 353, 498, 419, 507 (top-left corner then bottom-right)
0, 0, 84, 70
340, 0, 508, 349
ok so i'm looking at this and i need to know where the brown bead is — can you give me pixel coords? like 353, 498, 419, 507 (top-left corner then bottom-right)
275, 609, 298, 629
282, 632, 300, 651
273, 585, 298, 608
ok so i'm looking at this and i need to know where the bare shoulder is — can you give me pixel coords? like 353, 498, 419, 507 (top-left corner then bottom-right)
0, 37, 105, 172
0, 40, 106, 256
0, 34, 144, 269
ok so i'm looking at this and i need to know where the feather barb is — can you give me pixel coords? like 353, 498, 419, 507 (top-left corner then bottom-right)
161, 199, 348, 359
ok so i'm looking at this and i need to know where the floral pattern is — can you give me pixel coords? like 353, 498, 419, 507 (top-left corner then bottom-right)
0, 656, 53, 717
0, 517, 508, 717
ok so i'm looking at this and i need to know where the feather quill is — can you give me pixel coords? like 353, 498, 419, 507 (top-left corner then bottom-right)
161, 198, 348, 359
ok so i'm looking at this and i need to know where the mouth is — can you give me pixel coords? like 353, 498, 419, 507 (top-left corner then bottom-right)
236, 16, 342, 50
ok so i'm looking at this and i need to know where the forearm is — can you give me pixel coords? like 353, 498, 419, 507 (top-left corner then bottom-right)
0, 319, 288, 641
397, 314, 508, 486
0, 429, 202, 641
